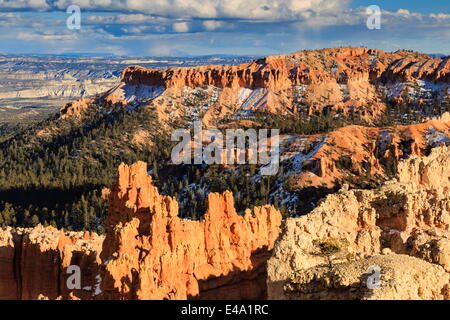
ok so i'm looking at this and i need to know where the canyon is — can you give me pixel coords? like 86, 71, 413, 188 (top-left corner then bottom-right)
0, 146, 448, 300
58, 49, 450, 212
54, 48, 450, 198
0, 47, 449, 300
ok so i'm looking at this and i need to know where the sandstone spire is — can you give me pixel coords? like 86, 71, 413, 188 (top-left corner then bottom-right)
100, 161, 282, 299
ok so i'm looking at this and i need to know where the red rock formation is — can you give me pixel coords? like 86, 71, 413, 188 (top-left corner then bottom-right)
0, 226, 103, 300
0, 163, 281, 300
294, 112, 450, 189
60, 98, 94, 118
99, 47, 450, 124
56, 48, 449, 126
100, 161, 282, 300
119, 48, 449, 90
0, 229, 16, 300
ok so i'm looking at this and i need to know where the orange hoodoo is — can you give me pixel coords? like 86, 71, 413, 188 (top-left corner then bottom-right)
100, 161, 282, 300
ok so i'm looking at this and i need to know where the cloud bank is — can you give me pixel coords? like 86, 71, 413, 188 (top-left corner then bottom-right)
0, 0, 449, 56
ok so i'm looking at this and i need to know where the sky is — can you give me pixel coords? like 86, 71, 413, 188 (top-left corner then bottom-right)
0, 0, 449, 57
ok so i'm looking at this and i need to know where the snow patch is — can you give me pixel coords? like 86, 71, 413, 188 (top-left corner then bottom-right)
240, 88, 268, 111
237, 88, 253, 105
119, 84, 165, 104
281, 136, 328, 174
93, 275, 102, 296
426, 126, 450, 147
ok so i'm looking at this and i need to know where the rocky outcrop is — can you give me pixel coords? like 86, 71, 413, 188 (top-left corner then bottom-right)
281, 112, 450, 190
102, 47, 450, 124
0, 162, 281, 300
267, 146, 450, 300
59, 98, 94, 119
2, 146, 448, 300
119, 48, 449, 90
100, 161, 282, 300
0, 226, 103, 300
284, 254, 450, 300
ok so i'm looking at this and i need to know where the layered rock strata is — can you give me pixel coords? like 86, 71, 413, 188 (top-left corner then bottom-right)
61, 47, 450, 124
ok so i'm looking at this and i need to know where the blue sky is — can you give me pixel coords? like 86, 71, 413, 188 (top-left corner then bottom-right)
0, 0, 449, 57
351, 0, 449, 14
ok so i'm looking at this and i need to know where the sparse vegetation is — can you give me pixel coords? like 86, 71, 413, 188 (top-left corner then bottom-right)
313, 238, 352, 268
336, 155, 352, 170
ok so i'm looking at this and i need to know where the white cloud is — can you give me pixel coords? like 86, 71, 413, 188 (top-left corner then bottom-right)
173, 22, 190, 32
203, 20, 223, 30
1, 1, 450, 56
430, 13, 450, 20
121, 25, 167, 34
396, 9, 411, 16
2, 0, 350, 21
16, 31, 78, 41
0, 0, 49, 10
86, 14, 169, 25
292, 7, 450, 29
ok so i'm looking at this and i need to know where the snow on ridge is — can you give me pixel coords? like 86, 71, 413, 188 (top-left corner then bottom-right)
240, 88, 267, 111
281, 136, 328, 174
93, 275, 102, 296
426, 126, 450, 147
377, 130, 393, 153
122, 84, 165, 104
237, 88, 253, 105
416, 80, 446, 92
384, 82, 406, 99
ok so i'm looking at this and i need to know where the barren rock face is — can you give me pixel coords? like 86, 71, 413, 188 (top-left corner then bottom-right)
0, 226, 103, 300
100, 47, 450, 125
284, 255, 450, 300
100, 161, 282, 300
59, 98, 94, 118
0, 162, 281, 300
286, 112, 450, 190
267, 146, 450, 300
0, 228, 16, 299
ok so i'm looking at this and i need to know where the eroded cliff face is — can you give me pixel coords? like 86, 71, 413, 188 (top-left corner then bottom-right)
285, 112, 450, 190
1, 146, 448, 300
117, 48, 450, 89
98, 47, 450, 124
0, 226, 103, 300
267, 146, 450, 300
0, 162, 282, 300
59, 98, 94, 119
284, 254, 450, 300
100, 161, 282, 300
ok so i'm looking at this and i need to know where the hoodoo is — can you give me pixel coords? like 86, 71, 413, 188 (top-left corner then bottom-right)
0, 162, 282, 300
100, 161, 282, 300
